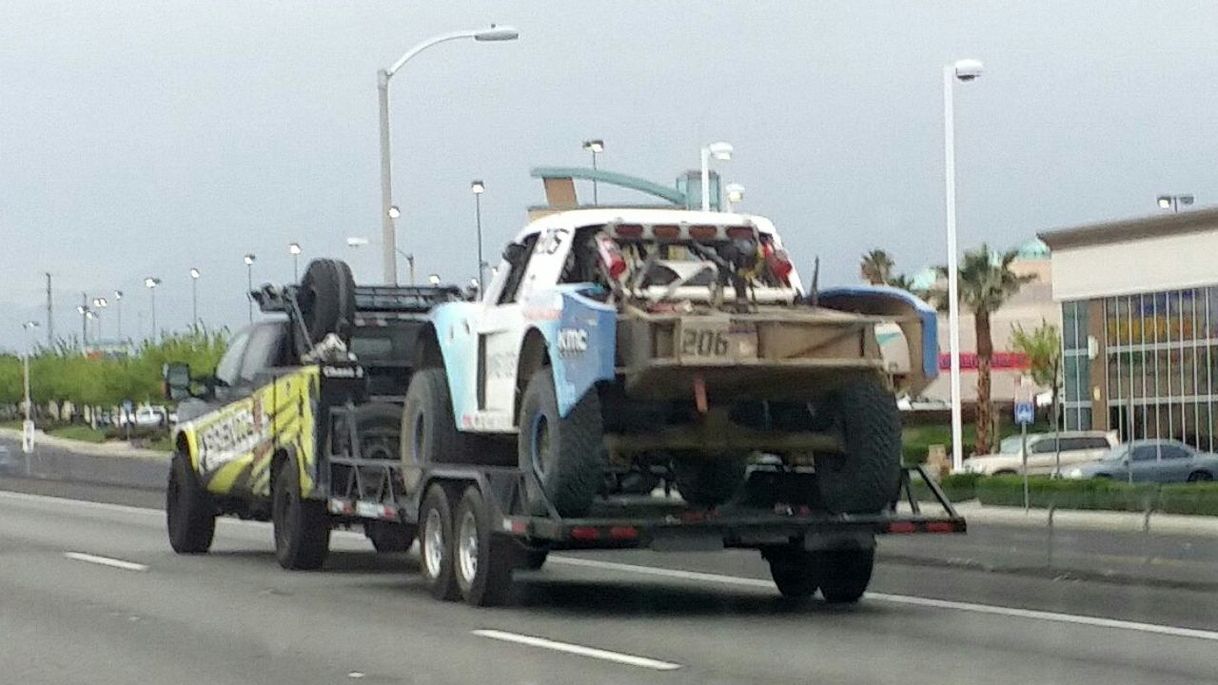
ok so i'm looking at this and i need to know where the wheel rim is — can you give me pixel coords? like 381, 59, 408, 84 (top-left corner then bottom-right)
530, 413, 551, 476
457, 509, 478, 585
423, 508, 444, 579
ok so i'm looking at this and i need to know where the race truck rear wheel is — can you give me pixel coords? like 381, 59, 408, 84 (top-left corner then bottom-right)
814, 377, 902, 514
518, 368, 606, 517
272, 458, 331, 570
763, 547, 817, 599
814, 548, 875, 604
298, 258, 356, 344
401, 369, 503, 491
453, 485, 515, 606
166, 452, 216, 554
419, 485, 460, 601
672, 454, 748, 507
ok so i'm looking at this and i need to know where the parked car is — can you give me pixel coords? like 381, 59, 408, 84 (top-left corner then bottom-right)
957, 430, 1119, 476
118, 405, 168, 428
1066, 439, 1218, 483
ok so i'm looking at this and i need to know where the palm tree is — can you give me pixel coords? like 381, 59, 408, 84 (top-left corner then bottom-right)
888, 273, 915, 292
931, 245, 1034, 455
1010, 320, 1062, 425
859, 249, 895, 285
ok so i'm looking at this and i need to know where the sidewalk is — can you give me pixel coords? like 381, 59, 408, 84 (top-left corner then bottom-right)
952, 500, 1218, 539
0, 427, 167, 460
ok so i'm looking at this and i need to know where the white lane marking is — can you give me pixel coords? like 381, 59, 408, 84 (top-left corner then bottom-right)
868, 592, 1218, 643
64, 551, 148, 572
549, 556, 1218, 643
472, 629, 681, 671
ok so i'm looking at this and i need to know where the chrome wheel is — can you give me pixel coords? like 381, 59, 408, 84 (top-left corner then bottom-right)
457, 509, 478, 586
423, 507, 445, 579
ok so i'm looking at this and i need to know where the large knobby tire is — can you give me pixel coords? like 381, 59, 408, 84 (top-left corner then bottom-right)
814, 548, 875, 604
272, 458, 331, 570
764, 547, 817, 600
166, 452, 216, 554
673, 455, 749, 508
518, 368, 606, 517
453, 486, 515, 606
350, 403, 401, 460
298, 258, 356, 344
419, 485, 460, 601
815, 377, 902, 514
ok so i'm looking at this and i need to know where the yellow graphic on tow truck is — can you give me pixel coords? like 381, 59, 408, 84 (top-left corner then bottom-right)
178, 366, 320, 497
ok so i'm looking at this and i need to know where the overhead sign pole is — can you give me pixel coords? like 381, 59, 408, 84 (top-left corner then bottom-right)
1014, 375, 1035, 513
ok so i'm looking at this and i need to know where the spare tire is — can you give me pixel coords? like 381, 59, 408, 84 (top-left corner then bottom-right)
814, 376, 902, 514
298, 259, 356, 344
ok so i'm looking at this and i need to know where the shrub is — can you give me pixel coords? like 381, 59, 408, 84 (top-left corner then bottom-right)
975, 475, 1218, 516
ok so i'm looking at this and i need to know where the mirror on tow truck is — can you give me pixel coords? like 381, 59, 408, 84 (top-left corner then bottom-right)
163, 362, 191, 401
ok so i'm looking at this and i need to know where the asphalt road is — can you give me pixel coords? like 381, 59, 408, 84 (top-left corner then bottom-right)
2, 477, 1218, 684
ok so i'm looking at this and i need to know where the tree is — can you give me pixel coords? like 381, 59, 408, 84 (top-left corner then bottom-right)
1010, 320, 1062, 423
859, 249, 895, 285
931, 245, 1034, 455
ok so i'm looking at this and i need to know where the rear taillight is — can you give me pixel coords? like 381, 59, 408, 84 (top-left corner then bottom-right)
764, 245, 793, 284
614, 224, 644, 239
688, 225, 718, 241
652, 224, 680, 240
597, 235, 628, 279
726, 226, 755, 240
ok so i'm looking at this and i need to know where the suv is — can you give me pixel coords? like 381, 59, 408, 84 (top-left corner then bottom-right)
958, 430, 1119, 476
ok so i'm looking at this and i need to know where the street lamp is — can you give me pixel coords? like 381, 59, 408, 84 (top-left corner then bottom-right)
190, 268, 201, 328
92, 297, 108, 341
114, 290, 123, 341
144, 277, 161, 341
288, 242, 302, 281
378, 25, 520, 285
582, 139, 604, 204
471, 180, 486, 290
724, 183, 745, 212
699, 141, 733, 211
428, 273, 441, 286
243, 254, 256, 323
1157, 194, 1195, 213
944, 57, 984, 472
76, 300, 90, 347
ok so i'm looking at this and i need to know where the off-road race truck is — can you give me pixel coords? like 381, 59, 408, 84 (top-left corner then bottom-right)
164, 168, 963, 607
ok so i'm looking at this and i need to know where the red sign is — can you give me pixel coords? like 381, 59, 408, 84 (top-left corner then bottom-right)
937, 352, 1029, 371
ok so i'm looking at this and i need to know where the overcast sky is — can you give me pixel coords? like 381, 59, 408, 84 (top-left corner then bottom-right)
2, 1, 1216, 350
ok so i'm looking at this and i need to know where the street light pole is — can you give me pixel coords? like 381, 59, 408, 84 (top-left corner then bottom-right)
144, 277, 161, 341
377, 25, 519, 285
583, 139, 604, 204
943, 58, 983, 472
699, 142, 733, 211
471, 180, 485, 290
114, 290, 123, 341
190, 268, 201, 329
289, 243, 302, 282
244, 254, 256, 323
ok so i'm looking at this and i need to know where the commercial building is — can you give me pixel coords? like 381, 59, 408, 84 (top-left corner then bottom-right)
1040, 208, 1218, 451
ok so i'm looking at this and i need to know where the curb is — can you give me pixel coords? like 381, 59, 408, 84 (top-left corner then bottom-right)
0, 427, 168, 460
954, 500, 1218, 538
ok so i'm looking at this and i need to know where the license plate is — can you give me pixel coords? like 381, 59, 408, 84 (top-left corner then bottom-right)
677, 319, 757, 363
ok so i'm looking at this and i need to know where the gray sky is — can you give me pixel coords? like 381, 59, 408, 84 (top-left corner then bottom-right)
3, 1, 1216, 350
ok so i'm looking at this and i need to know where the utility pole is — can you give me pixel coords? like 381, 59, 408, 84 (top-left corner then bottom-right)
45, 273, 53, 346
80, 292, 88, 347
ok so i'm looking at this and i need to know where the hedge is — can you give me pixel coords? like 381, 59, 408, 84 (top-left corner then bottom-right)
976, 475, 1218, 516
910, 472, 982, 503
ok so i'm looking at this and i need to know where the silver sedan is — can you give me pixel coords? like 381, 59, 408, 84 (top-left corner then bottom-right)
1067, 439, 1218, 483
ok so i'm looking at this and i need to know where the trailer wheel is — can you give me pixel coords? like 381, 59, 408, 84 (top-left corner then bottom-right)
815, 377, 902, 514
764, 547, 817, 599
673, 455, 748, 507
814, 548, 875, 604
298, 258, 356, 344
518, 368, 605, 517
419, 485, 460, 601
453, 486, 515, 606
272, 458, 331, 570
166, 452, 215, 554
365, 521, 415, 553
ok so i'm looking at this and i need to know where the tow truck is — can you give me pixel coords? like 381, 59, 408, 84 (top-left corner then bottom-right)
163, 167, 964, 607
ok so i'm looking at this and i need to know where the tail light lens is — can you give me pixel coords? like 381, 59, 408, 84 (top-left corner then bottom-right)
614, 224, 644, 239
597, 235, 628, 280
652, 224, 680, 240
764, 245, 793, 284
688, 225, 718, 241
